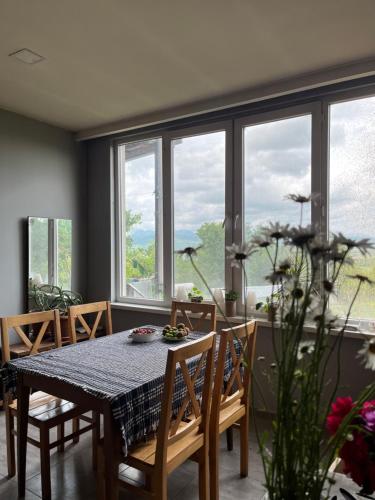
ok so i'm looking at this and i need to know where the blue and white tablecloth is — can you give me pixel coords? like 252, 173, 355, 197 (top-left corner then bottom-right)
2, 327, 240, 453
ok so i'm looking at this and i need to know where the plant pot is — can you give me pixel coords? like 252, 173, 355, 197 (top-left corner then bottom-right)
225, 300, 236, 317
267, 305, 277, 322
190, 297, 203, 303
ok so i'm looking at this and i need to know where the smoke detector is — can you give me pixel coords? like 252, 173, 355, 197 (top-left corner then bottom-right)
9, 48, 45, 65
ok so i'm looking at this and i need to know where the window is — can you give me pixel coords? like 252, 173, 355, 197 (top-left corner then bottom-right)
117, 138, 163, 302
240, 112, 312, 303
114, 86, 375, 322
172, 130, 226, 297
28, 217, 72, 289
329, 95, 375, 319
56, 219, 72, 289
29, 217, 49, 284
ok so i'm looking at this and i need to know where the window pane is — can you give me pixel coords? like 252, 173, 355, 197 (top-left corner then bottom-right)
173, 131, 226, 297
118, 138, 163, 300
329, 96, 375, 319
243, 114, 312, 302
29, 217, 49, 285
56, 219, 72, 290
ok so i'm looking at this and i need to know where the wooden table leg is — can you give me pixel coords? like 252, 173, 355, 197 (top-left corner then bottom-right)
103, 404, 118, 500
17, 374, 30, 498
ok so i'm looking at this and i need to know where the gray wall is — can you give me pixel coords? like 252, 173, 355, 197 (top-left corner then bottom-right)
86, 137, 374, 410
0, 108, 87, 317
86, 138, 112, 302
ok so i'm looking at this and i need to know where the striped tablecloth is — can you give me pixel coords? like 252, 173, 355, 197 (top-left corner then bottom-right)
2, 327, 240, 453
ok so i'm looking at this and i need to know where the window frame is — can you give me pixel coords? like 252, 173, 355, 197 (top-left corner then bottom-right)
322, 88, 375, 322
114, 132, 168, 307
114, 120, 233, 306
233, 103, 323, 314
113, 84, 375, 321
165, 120, 233, 300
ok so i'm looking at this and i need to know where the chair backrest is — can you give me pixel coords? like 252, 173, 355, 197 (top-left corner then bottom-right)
211, 320, 257, 430
155, 332, 216, 467
170, 300, 216, 333
0, 310, 61, 364
68, 300, 112, 343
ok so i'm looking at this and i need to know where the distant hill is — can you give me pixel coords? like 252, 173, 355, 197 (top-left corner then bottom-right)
131, 229, 201, 249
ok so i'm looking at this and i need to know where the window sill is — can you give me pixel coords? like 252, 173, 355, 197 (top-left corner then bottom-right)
111, 302, 374, 340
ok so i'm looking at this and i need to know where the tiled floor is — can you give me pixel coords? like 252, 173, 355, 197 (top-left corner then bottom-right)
0, 412, 267, 499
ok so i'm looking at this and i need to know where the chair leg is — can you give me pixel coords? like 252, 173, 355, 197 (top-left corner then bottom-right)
40, 427, 52, 500
57, 423, 65, 452
72, 417, 80, 443
226, 426, 233, 451
96, 444, 105, 500
209, 434, 219, 500
198, 448, 209, 500
92, 412, 100, 470
239, 415, 249, 477
154, 474, 167, 500
145, 473, 152, 493
5, 408, 16, 477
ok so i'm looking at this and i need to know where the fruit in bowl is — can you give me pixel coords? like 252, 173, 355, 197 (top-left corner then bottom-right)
131, 327, 157, 343
162, 323, 190, 341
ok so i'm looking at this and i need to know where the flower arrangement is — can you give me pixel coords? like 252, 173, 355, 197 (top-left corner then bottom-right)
176, 193, 375, 500
327, 397, 375, 495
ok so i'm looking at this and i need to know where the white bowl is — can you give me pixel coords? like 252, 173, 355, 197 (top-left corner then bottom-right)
131, 328, 157, 343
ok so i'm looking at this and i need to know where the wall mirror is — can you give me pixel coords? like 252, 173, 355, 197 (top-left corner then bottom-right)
28, 217, 72, 291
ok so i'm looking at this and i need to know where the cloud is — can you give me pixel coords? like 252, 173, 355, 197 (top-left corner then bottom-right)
120, 95, 375, 243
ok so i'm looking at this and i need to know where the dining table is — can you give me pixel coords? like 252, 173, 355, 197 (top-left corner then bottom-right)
2, 326, 240, 500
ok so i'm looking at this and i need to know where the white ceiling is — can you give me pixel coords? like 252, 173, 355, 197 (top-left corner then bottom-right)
1, 0, 375, 135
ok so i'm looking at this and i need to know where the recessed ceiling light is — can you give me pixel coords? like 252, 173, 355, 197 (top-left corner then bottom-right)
9, 48, 45, 65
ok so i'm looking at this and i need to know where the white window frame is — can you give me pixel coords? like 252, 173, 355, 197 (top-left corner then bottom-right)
114, 120, 233, 306
165, 120, 233, 299
113, 85, 375, 321
233, 103, 323, 314
114, 133, 169, 307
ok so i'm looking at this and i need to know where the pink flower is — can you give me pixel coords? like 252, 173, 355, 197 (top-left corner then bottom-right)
340, 433, 370, 488
361, 400, 375, 432
326, 397, 353, 435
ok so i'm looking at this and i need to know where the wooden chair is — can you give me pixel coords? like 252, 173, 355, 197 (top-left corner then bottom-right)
67, 300, 112, 344
0, 310, 95, 500
97, 332, 216, 500
209, 320, 257, 500
170, 300, 216, 333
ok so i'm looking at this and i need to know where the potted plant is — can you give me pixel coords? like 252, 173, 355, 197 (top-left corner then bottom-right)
188, 286, 203, 303
225, 290, 239, 317
28, 284, 82, 340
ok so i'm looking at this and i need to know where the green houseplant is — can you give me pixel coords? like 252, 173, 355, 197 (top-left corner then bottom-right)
225, 290, 239, 317
188, 286, 204, 303
28, 283, 82, 339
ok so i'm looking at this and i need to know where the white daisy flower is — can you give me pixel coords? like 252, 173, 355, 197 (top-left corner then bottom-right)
357, 338, 375, 371
297, 340, 316, 360
226, 242, 257, 268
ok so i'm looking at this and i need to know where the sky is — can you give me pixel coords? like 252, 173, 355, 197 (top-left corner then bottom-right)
120, 94, 375, 241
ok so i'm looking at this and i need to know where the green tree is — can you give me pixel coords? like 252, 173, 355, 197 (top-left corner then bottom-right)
175, 222, 225, 293
57, 219, 72, 289
124, 210, 156, 281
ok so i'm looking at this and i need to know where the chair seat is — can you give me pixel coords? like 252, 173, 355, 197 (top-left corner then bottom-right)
9, 390, 82, 426
126, 421, 204, 473
218, 399, 246, 434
